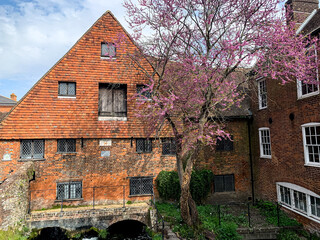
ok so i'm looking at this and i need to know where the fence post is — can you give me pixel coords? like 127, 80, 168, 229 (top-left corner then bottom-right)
277, 202, 280, 227
218, 205, 221, 226
61, 198, 63, 212
162, 219, 164, 240
123, 185, 125, 208
93, 187, 95, 209
248, 202, 251, 228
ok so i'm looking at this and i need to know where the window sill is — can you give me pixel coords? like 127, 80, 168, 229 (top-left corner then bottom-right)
258, 107, 267, 110
298, 91, 319, 100
58, 96, 76, 99
98, 116, 127, 121
279, 203, 320, 224
162, 154, 176, 157
19, 158, 45, 162
56, 152, 77, 155
54, 198, 83, 202
101, 56, 117, 60
260, 155, 271, 159
304, 163, 320, 168
129, 194, 153, 197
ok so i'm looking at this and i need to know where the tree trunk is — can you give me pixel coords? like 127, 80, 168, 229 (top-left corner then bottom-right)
179, 152, 199, 226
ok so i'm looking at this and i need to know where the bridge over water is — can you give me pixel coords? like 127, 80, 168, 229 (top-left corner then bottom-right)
26, 202, 156, 231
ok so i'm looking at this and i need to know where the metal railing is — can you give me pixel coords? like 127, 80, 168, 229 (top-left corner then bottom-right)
28, 185, 133, 214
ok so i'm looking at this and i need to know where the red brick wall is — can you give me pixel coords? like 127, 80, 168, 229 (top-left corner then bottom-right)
0, 138, 176, 210
0, 11, 155, 139
250, 75, 320, 231
196, 119, 252, 203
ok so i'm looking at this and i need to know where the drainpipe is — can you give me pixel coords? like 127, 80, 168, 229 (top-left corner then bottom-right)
247, 117, 255, 205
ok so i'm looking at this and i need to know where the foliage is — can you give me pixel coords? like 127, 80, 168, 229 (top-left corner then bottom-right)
190, 170, 214, 204
156, 171, 180, 201
255, 200, 301, 227
156, 202, 243, 239
0, 226, 30, 240
156, 170, 213, 204
276, 229, 300, 240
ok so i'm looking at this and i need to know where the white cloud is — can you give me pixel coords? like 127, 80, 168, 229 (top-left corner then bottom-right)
0, 0, 135, 98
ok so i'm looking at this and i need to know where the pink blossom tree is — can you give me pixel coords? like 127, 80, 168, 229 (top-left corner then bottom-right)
124, 0, 318, 225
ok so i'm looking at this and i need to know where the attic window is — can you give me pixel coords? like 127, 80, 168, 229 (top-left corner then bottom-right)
58, 82, 76, 96
101, 42, 116, 58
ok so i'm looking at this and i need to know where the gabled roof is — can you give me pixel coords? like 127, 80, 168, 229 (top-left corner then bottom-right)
0, 95, 16, 106
297, 9, 320, 35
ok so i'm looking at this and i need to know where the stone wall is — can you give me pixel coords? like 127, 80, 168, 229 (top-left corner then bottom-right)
0, 162, 34, 230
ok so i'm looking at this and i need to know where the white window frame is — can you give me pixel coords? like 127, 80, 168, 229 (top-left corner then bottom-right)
301, 123, 320, 167
297, 45, 319, 99
259, 127, 271, 159
277, 182, 320, 223
257, 77, 267, 109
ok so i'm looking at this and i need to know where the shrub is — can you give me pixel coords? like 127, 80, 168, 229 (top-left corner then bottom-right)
215, 222, 242, 240
156, 169, 214, 203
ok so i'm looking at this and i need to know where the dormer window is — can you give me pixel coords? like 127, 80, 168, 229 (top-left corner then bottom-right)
101, 42, 116, 58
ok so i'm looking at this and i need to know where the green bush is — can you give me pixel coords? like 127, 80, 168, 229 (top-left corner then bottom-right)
215, 222, 242, 240
277, 229, 300, 240
156, 170, 214, 203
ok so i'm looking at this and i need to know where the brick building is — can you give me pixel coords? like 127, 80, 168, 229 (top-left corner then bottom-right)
0, 11, 253, 211
251, 0, 320, 232
0, 94, 17, 121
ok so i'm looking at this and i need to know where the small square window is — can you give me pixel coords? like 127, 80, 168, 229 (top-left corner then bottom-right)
216, 136, 233, 151
137, 84, 152, 100
130, 177, 153, 196
20, 140, 45, 159
57, 181, 82, 200
57, 139, 76, 153
214, 174, 235, 192
136, 139, 152, 153
101, 42, 116, 58
162, 138, 176, 155
58, 82, 76, 96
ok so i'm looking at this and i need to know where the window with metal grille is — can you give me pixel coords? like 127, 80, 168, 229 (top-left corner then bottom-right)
20, 140, 44, 159
162, 138, 176, 155
99, 83, 127, 117
101, 42, 116, 58
259, 128, 271, 158
58, 82, 76, 96
214, 174, 235, 192
130, 177, 153, 196
57, 139, 76, 153
136, 139, 152, 153
216, 135, 233, 151
258, 78, 267, 109
56, 181, 82, 200
137, 84, 152, 100
302, 123, 320, 166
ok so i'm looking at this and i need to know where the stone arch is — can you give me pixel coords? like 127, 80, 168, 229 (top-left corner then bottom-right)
108, 214, 148, 227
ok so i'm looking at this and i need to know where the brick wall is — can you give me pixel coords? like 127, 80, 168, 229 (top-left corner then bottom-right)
196, 119, 252, 203
250, 75, 320, 231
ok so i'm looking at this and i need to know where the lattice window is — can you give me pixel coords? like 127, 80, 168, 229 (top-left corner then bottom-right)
162, 138, 176, 155
136, 139, 152, 153
57, 139, 76, 153
20, 140, 44, 159
137, 84, 152, 100
101, 42, 116, 58
214, 174, 235, 192
58, 82, 76, 96
57, 181, 82, 200
130, 177, 153, 196
216, 136, 233, 151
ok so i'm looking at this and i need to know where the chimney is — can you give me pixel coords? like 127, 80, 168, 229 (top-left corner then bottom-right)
286, 0, 319, 30
10, 93, 17, 101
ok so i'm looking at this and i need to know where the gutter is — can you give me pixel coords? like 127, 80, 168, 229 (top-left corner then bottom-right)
247, 116, 255, 205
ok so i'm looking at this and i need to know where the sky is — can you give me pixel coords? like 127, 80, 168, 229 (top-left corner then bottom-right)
0, 0, 135, 100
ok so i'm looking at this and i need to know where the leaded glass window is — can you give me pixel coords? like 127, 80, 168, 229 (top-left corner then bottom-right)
214, 174, 235, 192
58, 82, 76, 96
216, 136, 233, 151
20, 140, 44, 159
57, 139, 76, 153
136, 139, 152, 153
130, 177, 153, 196
57, 181, 82, 200
162, 138, 176, 155
101, 43, 116, 58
